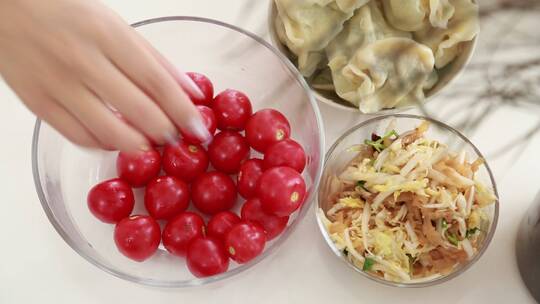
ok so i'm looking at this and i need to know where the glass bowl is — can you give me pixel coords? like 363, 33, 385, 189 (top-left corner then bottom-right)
267, 1, 478, 114
316, 114, 498, 287
32, 16, 324, 288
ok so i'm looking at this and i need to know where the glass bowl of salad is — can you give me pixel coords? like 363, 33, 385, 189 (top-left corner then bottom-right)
317, 114, 498, 287
32, 16, 324, 287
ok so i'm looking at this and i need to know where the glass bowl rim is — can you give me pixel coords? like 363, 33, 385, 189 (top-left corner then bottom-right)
31, 15, 325, 288
315, 113, 499, 288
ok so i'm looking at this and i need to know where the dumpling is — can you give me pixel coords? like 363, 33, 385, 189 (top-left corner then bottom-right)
381, 0, 455, 31
311, 67, 335, 91
414, 0, 478, 68
334, 0, 370, 12
275, 0, 370, 76
274, 0, 370, 77
336, 38, 435, 113
428, 0, 455, 29
424, 70, 439, 91
274, 17, 324, 76
381, 0, 428, 31
326, 1, 411, 62
326, 1, 411, 107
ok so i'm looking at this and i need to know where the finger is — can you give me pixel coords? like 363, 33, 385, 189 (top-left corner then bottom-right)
34, 97, 102, 149
22, 48, 152, 152
54, 85, 150, 152
99, 24, 211, 143
82, 56, 178, 145
0, 69, 101, 148
19, 90, 102, 148
142, 41, 205, 101
0, 24, 151, 152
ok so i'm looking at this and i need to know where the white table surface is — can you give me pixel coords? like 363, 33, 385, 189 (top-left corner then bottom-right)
1, 0, 539, 303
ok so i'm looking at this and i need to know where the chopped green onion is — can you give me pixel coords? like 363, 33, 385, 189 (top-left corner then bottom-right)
364, 139, 385, 152
441, 218, 448, 230
363, 257, 375, 271
406, 254, 416, 273
384, 130, 399, 139
364, 130, 399, 152
357, 180, 367, 190
466, 227, 480, 238
447, 233, 459, 246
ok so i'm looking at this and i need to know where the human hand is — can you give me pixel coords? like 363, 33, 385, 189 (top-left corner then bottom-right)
0, 0, 211, 151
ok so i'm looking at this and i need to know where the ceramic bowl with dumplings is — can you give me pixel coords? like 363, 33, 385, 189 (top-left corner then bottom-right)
268, 0, 479, 114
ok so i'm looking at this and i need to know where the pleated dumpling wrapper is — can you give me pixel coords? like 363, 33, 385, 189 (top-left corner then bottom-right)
335, 37, 435, 113
381, 0, 455, 31
414, 0, 479, 68
274, 0, 369, 77
326, 2, 435, 112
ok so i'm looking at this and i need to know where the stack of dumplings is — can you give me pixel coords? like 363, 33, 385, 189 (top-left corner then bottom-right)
274, 0, 479, 113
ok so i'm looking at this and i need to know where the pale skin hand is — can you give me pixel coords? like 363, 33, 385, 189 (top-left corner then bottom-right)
0, 0, 210, 152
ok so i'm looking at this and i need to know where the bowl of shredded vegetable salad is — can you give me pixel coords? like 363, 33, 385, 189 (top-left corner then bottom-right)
317, 114, 499, 287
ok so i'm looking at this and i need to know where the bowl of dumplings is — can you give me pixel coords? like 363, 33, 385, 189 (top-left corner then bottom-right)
269, 0, 479, 113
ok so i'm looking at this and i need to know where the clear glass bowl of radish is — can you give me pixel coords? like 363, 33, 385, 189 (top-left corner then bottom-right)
32, 16, 324, 287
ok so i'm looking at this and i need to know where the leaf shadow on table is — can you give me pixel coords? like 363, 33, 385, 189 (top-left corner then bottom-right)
418, 0, 540, 165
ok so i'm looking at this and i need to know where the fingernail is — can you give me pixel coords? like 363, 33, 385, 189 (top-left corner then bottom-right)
177, 71, 205, 100
164, 131, 179, 146
186, 117, 212, 143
